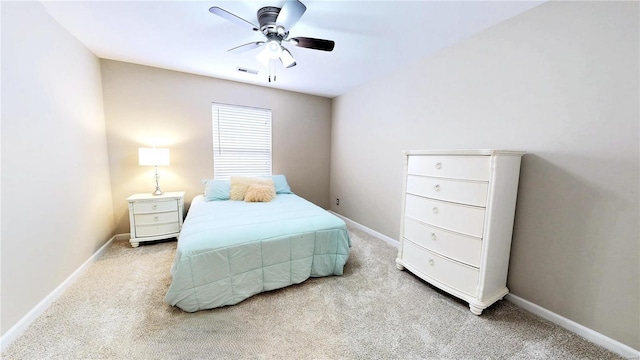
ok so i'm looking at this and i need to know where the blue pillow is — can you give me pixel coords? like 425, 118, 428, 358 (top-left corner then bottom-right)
271, 175, 293, 194
203, 179, 230, 201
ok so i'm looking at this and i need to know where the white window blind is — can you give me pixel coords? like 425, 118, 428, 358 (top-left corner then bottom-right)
212, 103, 272, 180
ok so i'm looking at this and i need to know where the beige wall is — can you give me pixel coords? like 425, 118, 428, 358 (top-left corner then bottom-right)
100, 60, 332, 234
2, 0, 636, 350
329, 1, 639, 350
1, 1, 115, 335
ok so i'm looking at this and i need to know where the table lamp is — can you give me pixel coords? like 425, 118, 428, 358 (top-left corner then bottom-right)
138, 147, 170, 195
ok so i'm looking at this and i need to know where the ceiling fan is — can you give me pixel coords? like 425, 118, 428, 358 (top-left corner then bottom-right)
209, 0, 335, 71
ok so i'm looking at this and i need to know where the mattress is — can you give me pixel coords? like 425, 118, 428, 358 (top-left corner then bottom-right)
164, 194, 351, 312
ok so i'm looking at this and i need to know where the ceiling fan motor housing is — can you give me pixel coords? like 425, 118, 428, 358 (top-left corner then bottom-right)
258, 7, 288, 41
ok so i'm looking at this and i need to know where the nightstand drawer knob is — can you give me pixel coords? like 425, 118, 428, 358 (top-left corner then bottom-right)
431, 232, 437, 240
428, 258, 435, 266
154, 216, 159, 222
434, 184, 441, 192
435, 162, 442, 169
152, 204, 158, 210
432, 207, 439, 214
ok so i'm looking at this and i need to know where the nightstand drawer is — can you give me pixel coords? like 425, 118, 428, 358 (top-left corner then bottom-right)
134, 211, 179, 226
406, 175, 488, 207
132, 200, 177, 214
405, 194, 485, 238
135, 222, 180, 238
407, 155, 490, 181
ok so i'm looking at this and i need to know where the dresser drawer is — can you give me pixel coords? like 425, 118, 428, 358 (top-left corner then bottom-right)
404, 217, 482, 268
406, 175, 488, 207
407, 155, 490, 181
134, 211, 179, 226
132, 200, 177, 214
402, 239, 479, 296
405, 194, 485, 237
135, 222, 180, 238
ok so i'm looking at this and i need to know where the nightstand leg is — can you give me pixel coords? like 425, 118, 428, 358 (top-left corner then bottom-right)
131, 242, 139, 248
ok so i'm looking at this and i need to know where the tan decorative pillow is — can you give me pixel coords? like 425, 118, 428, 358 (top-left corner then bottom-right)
244, 183, 276, 202
229, 177, 252, 200
229, 176, 275, 201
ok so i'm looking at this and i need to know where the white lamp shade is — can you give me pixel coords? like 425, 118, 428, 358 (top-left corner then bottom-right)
138, 148, 170, 166
280, 47, 296, 68
266, 40, 282, 59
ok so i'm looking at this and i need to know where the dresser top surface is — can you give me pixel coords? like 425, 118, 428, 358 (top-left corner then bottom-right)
403, 149, 525, 156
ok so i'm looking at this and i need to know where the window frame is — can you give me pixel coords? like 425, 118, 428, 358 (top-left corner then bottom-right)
212, 103, 273, 180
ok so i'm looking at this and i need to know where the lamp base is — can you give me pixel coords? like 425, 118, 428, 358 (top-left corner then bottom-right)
152, 166, 164, 195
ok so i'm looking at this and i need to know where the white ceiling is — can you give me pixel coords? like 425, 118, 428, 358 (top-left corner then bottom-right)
41, 0, 544, 98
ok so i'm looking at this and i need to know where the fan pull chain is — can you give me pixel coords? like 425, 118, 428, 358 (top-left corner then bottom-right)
272, 61, 276, 82
268, 60, 277, 82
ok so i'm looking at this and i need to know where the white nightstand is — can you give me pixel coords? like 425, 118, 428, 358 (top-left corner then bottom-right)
127, 192, 185, 248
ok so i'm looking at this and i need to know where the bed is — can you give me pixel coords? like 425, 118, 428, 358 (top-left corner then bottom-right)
164, 191, 351, 312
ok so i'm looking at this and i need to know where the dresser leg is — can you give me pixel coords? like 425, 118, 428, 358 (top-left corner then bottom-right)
395, 259, 405, 270
469, 304, 483, 315
131, 242, 139, 248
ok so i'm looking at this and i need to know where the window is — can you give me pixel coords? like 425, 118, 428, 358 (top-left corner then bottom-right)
212, 103, 272, 180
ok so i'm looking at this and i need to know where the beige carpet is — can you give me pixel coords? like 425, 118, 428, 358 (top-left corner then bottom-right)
3, 225, 623, 359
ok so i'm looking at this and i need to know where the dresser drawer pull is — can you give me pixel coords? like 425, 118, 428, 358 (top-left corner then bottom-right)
435, 162, 442, 169
431, 232, 437, 240
434, 184, 441, 192
153, 216, 159, 222
428, 258, 435, 266
152, 204, 158, 210
432, 207, 439, 214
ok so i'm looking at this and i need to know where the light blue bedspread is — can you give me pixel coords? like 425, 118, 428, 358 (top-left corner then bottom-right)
164, 194, 351, 312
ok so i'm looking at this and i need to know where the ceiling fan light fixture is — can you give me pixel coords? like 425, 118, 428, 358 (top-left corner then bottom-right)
280, 47, 296, 68
256, 47, 271, 68
266, 40, 282, 59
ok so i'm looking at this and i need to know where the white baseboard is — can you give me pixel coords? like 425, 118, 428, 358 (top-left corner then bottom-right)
0, 235, 116, 351
329, 211, 399, 248
330, 212, 638, 359
506, 294, 639, 359
114, 233, 130, 241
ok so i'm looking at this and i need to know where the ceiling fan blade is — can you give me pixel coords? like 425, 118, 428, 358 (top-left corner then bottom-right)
279, 47, 297, 68
289, 37, 335, 52
228, 42, 265, 54
209, 7, 259, 32
276, 0, 307, 30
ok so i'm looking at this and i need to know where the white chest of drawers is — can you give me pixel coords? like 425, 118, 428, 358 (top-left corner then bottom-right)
396, 150, 524, 315
127, 192, 185, 248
